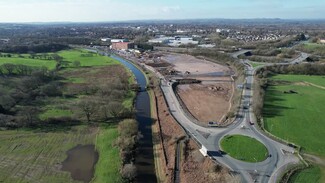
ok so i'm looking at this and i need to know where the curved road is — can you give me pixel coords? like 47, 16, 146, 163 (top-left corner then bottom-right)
144, 50, 309, 183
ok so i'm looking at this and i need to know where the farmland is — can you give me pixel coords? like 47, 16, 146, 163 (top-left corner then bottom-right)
220, 135, 268, 162
263, 75, 325, 156
263, 74, 325, 183
0, 49, 134, 182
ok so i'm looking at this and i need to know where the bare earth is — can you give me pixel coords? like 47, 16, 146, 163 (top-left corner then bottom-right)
180, 140, 240, 183
176, 83, 232, 123
161, 53, 230, 75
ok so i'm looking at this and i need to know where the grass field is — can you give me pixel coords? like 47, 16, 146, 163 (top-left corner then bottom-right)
299, 43, 325, 57
58, 49, 118, 67
263, 75, 325, 156
220, 135, 268, 162
93, 124, 122, 183
0, 49, 119, 71
0, 126, 96, 183
271, 74, 325, 87
0, 124, 121, 183
0, 57, 57, 69
289, 166, 323, 183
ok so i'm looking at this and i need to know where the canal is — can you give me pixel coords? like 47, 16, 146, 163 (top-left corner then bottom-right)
110, 55, 157, 183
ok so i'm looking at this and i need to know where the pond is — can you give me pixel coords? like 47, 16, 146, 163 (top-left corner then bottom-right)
61, 144, 99, 183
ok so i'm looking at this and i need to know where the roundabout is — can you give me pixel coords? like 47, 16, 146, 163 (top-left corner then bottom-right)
220, 135, 269, 163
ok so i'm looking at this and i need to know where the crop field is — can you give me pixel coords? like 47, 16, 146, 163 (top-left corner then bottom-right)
220, 135, 268, 162
263, 75, 325, 156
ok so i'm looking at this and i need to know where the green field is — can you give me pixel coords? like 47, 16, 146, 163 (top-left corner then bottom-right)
57, 49, 118, 67
0, 49, 119, 71
289, 166, 323, 183
220, 135, 268, 162
93, 124, 122, 183
263, 75, 325, 156
0, 56, 57, 69
0, 125, 121, 183
298, 43, 325, 57
271, 74, 325, 87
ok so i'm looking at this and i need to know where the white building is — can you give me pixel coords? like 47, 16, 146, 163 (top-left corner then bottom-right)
168, 37, 199, 47
100, 38, 111, 42
111, 39, 128, 43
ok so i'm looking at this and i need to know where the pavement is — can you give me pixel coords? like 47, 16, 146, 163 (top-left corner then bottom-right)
146, 50, 309, 183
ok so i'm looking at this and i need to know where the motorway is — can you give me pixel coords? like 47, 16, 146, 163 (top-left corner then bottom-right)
144, 50, 310, 183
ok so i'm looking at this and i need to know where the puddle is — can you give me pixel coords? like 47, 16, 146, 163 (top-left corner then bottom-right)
61, 144, 99, 183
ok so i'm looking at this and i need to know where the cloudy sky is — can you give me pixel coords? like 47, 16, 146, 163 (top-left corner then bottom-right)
0, 0, 324, 22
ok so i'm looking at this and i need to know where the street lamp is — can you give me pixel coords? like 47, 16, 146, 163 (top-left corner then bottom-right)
253, 157, 257, 173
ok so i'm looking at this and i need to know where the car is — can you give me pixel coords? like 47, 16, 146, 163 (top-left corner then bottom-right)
249, 121, 254, 125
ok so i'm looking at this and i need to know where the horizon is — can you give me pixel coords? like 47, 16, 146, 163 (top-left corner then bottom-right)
1, 17, 325, 24
0, 0, 324, 23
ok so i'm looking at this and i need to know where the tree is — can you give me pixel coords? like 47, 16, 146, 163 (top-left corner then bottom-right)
72, 60, 81, 67
108, 101, 126, 118
121, 163, 137, 181
2, 63, 16, 75
79, 99, 98, 122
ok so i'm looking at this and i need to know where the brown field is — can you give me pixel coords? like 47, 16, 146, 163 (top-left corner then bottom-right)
176, 83, 232, 123
180, 140, 239, 183
161, 53, 230, 75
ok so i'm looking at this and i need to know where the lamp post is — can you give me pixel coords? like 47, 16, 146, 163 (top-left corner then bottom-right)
254, 157, 257, 173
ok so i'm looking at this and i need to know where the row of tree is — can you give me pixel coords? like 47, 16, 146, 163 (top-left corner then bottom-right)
0, 43, 69, 54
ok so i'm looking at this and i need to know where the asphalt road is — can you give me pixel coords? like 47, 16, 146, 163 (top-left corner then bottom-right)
149, 50, 309, 183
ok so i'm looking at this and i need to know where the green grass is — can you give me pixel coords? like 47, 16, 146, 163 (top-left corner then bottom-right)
92, 124, 122, 183
289, 166, 323, 183
271, 74, 325, 87
250, 62, 265, 68
39, 108, 74, 120
0, 124, 122, 183
304, 43, 325, 49
0, 126, 96, 183
58, 49, 119, 67
0, 57, 57, 69
263, 75, 325, 156
220, 135, 268, 162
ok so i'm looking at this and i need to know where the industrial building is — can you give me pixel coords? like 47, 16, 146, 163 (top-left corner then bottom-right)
111, 42, 134, 50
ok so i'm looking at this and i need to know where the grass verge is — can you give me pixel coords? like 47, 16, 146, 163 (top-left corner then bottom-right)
92, 124, 122, 183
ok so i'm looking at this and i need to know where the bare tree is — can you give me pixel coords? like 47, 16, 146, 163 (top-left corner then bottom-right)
121, 163, 137, 181
79, 99, 98, 122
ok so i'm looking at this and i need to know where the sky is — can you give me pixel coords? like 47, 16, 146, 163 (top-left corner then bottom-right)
0, 0, 324, 22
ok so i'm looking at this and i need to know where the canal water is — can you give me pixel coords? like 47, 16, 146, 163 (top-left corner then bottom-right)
111, 55, 157, 183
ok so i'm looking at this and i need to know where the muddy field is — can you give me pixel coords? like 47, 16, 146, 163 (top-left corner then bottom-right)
176, 83, 233, 123
161, 53, 230, 75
